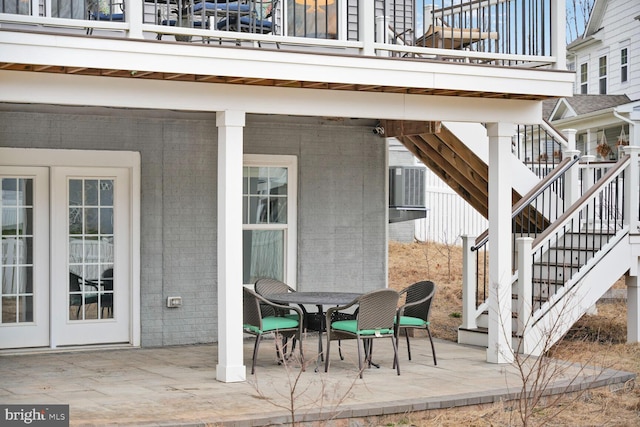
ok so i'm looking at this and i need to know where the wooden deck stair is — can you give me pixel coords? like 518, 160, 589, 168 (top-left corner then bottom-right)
383, 120, 549, 232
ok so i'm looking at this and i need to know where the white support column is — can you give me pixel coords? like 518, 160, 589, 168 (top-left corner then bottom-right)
627, 263, 640, 343
486, 122, 514, 364
550, 0, 566, 70
216, 110, 246, 383
359, 0, 375, 56
461, 235, 477, 330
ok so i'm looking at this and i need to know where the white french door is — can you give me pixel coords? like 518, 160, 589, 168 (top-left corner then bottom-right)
51, 167, 131, 347
0, 167, 50, 348
0, 161, 134, 350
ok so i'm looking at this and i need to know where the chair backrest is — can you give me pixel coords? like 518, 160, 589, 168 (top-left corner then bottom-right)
356, 289, 399, 331
243, 287, 263, 330
255, 278, 294, 296
402, 281, 436, 322
255, 278, 293, 317
69, 272, 83, 293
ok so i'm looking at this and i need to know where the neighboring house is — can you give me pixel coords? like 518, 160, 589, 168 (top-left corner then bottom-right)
547, 0, 640, 160
1, 0, 637, 383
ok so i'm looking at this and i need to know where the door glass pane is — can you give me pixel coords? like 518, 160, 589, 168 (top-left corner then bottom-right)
68, 178, 115, 321
1, 178, 34, 324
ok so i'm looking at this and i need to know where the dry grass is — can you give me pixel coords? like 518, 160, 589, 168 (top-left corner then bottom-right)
385, 240, 640, 427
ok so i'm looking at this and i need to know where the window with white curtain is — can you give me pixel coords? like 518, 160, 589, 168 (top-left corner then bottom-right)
242, 155, 297, 287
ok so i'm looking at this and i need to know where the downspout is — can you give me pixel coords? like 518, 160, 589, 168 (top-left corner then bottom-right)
613, 109, 635, 127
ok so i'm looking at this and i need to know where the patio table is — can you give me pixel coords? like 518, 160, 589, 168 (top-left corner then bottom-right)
267, 291, 361, 367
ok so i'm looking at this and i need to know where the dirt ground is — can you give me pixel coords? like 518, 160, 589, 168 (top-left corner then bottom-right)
383, 240, 640, 427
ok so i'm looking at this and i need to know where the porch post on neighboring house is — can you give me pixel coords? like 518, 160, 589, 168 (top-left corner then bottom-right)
216, 110, 247, 383
486, 122, 514, 364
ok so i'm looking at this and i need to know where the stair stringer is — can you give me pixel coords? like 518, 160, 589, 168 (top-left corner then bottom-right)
519, 229, 631, 356
443, 121, 563, 222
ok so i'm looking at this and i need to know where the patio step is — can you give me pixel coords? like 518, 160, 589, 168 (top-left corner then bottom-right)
457, 326, 522, 349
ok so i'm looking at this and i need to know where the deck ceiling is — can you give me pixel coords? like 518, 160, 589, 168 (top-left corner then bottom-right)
0, 61, 553, 101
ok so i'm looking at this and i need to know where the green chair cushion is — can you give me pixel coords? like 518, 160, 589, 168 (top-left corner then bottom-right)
244, 316, 299, 334
331, 320, 394, 336
397, 316, 429, 327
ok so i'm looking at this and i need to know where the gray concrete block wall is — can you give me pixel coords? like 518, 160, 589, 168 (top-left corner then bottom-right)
0, 107, 387, 347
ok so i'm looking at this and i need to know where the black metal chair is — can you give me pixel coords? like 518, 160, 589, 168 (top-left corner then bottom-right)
243, 287, 304, 374
325, 288, 400, 378
395, 281, 437, 366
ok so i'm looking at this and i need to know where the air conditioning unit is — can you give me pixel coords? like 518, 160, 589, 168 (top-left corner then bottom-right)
389, 166, 425, 208
388, 166, 428, 224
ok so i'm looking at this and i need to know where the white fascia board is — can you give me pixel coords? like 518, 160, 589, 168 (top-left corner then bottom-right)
0, 69, 542, 124
551, 109, 621, 131
0, 31, 574, 99
614, 100, 640, 114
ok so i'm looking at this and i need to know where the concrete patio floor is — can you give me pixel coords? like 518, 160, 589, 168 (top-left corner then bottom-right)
0, 336, 635, 426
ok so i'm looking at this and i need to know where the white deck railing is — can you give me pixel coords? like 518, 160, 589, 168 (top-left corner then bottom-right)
0, 0, 564, 68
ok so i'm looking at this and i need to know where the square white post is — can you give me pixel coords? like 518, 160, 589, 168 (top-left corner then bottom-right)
216, 110, 247, 383
359, 0, 375, 56
550, 0, 566, 70
125, 0, 144, 39
486, 122, 514, 364
460, 235, 478, 330
627, 267, 640, 343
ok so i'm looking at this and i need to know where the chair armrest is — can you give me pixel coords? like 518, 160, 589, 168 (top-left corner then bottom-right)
253, 291, 304, 319
325, 297, 360, 328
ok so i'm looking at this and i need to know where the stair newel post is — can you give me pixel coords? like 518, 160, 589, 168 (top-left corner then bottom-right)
461, 235, 478, 330
622, 146, 640, 233
562, 129, 581, 230
516, 237, 533, 346
581, 154, 596, 231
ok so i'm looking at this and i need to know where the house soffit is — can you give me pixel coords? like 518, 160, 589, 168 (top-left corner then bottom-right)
0, 61, 557, 102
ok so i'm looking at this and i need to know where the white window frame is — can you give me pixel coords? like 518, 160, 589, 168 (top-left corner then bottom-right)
621, 48, 628, 83
243, 154, 297, 289
598, 55, 607, 95
580, 62, 588, 94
